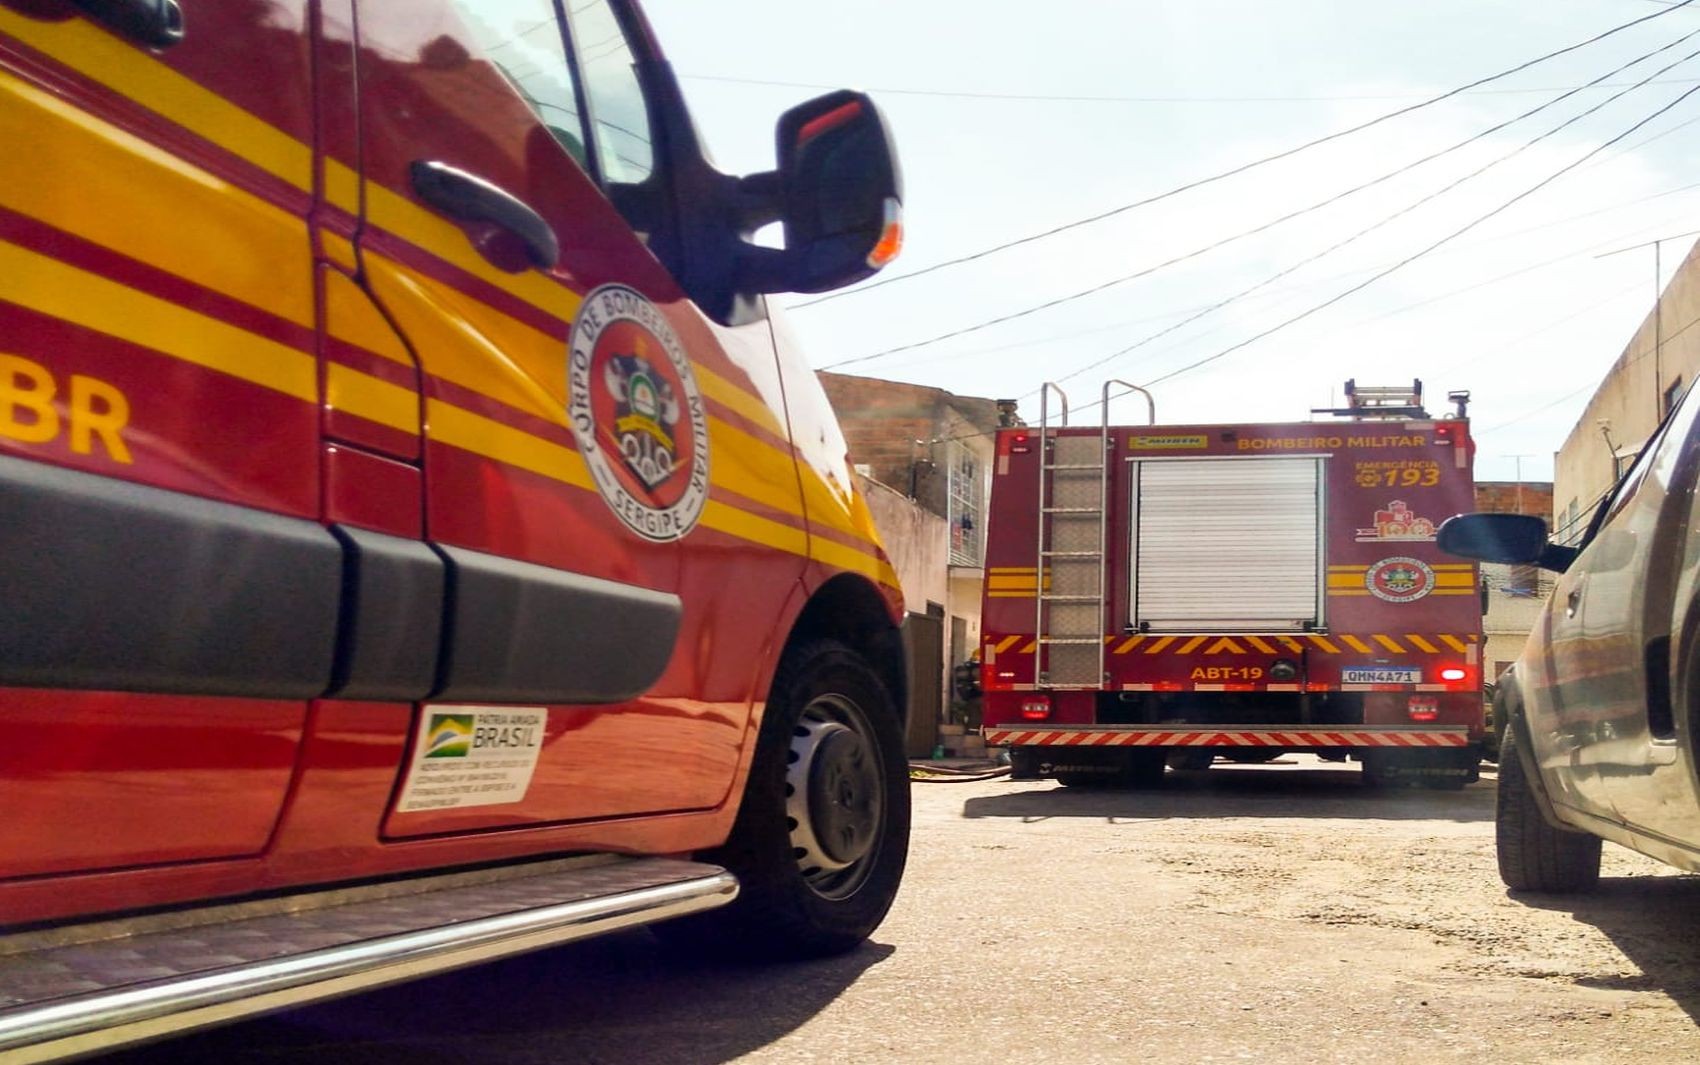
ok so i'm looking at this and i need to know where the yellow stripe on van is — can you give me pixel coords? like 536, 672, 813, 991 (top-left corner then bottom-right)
697, 364, 787, 439
0, 71, 315, 332
327, 364, 419, 434
425, 398, 593, 491
0, 239, 316, 401
425, 397, 897, 591
809, 529, 901, 588
365, 255, 572, 422
0, 10, 312, 192
708, 417, 806, 519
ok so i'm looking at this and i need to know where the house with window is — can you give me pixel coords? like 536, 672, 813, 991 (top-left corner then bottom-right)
817, 372, 1013, 754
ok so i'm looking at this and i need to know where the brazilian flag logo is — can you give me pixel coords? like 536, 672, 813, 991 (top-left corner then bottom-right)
424, 714, 473, 758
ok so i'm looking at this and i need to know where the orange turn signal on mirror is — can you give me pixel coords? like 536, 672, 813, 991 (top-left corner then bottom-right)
866, 198, 904, 268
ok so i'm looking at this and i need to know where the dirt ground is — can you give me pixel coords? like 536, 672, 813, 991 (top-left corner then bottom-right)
109, 757, 1700, 1064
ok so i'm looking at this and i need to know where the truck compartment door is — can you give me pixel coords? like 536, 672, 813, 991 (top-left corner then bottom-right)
1130, 456, 1325, 632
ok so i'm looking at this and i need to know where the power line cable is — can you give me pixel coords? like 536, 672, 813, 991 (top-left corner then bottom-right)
1477, 382, 1601, 433
899, 39, 1700, 390
912, 291, 1700, 455
906, 178, 1700, 372
792, 0, 1695, 308
819, 23, 1700, 371
1136, 83, 1700, 394
686, 73, 1700, 105
913, 76, 1700, 432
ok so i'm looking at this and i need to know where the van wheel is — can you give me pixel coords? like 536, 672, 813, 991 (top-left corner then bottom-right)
1497, 729, 1600, 893
658, 639, 909, 960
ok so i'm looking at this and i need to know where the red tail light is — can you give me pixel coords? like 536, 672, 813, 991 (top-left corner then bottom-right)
1407, 696, 1440, 722
1020, 697, 1051, 721
1439, 667, 1467, 682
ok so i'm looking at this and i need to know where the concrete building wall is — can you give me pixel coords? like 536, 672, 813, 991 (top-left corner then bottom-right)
859, 474, 949, 613
1554, 238, 1700, 543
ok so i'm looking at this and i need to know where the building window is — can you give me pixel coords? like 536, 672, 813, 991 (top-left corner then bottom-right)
1666, 376, 1686, 417
1613, 449, 1640, 482
1556, 497, 1580, 546
946, 441, 984, 567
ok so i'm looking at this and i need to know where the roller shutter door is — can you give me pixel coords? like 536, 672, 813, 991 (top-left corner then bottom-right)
1130, 457, 1324, 632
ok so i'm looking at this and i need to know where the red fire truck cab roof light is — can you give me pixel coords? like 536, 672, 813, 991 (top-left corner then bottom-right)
1019, 697, 1051, 720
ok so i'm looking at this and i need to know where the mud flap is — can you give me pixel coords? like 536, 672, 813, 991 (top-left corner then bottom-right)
1009, 747, 1043, 780
1361, 746, 1481, 785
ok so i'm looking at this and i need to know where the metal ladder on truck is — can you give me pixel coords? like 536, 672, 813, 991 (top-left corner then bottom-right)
1034, 381, 1155, 687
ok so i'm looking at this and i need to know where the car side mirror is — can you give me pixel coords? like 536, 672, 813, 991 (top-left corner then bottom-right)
737, 90, 903, 295
1437, 513, 1577, 573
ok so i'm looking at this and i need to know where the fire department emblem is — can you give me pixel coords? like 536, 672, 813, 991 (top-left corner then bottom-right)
1355, 500, 1437, 542
1365, 556, 1435, 603
567, 285, 710, 542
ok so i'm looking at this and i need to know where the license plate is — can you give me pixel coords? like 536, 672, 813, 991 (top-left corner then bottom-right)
1342, 666, 1422, 684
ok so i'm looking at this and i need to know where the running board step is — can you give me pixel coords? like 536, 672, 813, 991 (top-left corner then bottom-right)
0, 856, 736, 1062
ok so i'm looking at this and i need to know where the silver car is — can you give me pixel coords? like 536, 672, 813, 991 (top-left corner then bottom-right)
1439, 381, 1700, 891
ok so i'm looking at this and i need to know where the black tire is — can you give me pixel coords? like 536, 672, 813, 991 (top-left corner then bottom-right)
659, 639, 910, 960
1497, 728, 1601, 893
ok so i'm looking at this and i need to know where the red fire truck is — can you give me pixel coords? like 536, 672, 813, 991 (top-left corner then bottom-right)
980, 380, 1486, 788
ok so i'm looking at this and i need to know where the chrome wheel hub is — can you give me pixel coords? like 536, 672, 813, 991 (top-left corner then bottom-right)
785, 693, 885, 899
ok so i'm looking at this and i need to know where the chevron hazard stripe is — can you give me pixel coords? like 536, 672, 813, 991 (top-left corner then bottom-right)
983, 728, 1469, 748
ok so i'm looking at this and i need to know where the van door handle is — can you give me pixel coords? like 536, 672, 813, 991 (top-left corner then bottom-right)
70, 0, 184, 48
409, 161, 560, 272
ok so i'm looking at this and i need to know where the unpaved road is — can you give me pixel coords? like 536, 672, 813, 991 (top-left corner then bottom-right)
109, 758, 1700, 1064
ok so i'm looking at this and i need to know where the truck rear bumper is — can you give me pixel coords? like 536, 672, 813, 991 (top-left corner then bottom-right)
985, 726, 1471, 748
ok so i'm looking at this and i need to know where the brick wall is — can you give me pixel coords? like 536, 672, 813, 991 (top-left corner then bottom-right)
1473, 481, 1553, 517
819, 373, 943, 495
819, 372, 1007, 523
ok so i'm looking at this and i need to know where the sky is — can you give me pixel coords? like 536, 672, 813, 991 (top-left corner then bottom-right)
641, 0, 1700, 483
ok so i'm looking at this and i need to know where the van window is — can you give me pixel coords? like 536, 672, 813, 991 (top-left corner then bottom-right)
566, 1, 657, 187
446, 0, 592, 168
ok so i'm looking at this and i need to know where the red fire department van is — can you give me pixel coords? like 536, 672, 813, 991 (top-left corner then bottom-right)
0, 1, 910, 1057
980, 380, 1485, 788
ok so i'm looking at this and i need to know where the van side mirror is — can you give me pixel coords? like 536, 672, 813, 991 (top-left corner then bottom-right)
1438, 513, 1577, 573
737, 90, 903, 295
